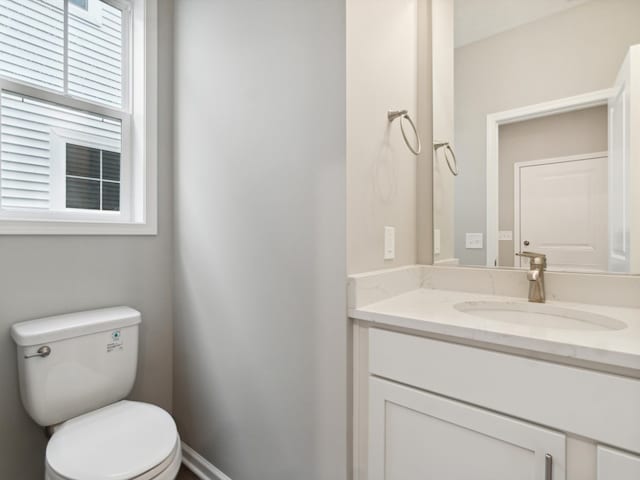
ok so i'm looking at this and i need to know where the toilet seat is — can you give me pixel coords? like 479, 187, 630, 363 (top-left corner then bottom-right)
45, 401, 181, 480
45, 443, 181, 480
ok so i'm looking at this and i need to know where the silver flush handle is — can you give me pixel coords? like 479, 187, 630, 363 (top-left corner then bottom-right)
24, 346, 51, 359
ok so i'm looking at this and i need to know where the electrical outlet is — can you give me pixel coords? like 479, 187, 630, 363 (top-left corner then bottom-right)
465, 233, 483, 249
434, 229, 441, 255
499, 230, 513, 241
384, 226, 395, 260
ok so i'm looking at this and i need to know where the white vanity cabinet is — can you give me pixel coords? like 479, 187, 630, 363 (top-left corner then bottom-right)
356, 327, 640, 480
597, 447, 640, 480
369, 376, 565, 480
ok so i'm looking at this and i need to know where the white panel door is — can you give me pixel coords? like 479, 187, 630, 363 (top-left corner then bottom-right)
609, 82, 630, 272
516, 154, 608, 272
369, 376, 566, 480
597, 446, 640, 480
608, 46, 637, 273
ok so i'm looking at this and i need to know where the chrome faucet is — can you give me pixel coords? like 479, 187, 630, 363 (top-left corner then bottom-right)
516, 251, 547, 303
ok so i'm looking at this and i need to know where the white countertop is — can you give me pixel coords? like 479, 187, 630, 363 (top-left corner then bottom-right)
349, 288, 640, 371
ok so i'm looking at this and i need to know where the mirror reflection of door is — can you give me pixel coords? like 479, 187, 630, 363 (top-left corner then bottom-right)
608, 47, 635, 273
497, 106, 609, 270
515, 154, 608, 272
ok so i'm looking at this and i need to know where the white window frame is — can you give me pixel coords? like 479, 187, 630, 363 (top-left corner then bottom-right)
0, 0, 158, 235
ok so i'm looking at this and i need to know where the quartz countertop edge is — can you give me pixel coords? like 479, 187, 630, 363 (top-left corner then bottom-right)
349, 288, 640, 372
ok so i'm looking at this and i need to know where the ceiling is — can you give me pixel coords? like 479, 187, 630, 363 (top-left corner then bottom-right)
455, 0, 593, 48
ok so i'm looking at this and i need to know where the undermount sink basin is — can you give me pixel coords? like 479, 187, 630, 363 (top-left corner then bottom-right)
454, 301, 627, 331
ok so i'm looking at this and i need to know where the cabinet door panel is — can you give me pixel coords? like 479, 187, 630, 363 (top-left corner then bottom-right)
369, 377, 566, 480
597, 446, 640, 479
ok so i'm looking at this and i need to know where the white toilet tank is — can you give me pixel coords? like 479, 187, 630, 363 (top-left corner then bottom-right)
11, 307, 141, 427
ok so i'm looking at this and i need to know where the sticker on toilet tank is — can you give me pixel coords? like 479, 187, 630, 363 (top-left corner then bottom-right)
107, 330, 123, 353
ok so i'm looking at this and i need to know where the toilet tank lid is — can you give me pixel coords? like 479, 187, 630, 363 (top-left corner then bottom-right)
11, 306, 141, 346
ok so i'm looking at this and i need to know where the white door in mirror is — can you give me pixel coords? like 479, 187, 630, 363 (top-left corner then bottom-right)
517, 154, 607, 272
608, 45, 640, 273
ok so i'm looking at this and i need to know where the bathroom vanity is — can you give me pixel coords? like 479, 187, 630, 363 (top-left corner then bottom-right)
349, 266, 640, 480
344, 0, 640, 478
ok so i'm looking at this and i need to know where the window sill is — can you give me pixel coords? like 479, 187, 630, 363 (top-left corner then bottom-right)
0, 219, 157, 235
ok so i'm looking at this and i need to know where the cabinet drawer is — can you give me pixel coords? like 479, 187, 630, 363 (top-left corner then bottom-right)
369, 328, 640, 453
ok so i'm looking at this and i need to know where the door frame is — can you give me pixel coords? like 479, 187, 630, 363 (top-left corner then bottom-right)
513, 152, 608, 268
485, 88, 614, 267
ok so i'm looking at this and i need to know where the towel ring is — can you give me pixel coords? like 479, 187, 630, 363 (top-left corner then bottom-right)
434, 141, 459, 176
388, 110, 422, 155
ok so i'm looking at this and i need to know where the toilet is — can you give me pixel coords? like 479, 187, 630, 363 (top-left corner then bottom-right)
11, 307, 182, 480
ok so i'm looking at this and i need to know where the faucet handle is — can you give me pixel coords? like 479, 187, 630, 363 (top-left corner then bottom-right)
516, 251, 547, 268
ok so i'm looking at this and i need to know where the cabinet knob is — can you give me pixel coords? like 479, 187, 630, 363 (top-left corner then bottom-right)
524, 240, 530, 246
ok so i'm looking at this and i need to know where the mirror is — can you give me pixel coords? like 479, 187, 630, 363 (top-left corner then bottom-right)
432, 0, 640, 274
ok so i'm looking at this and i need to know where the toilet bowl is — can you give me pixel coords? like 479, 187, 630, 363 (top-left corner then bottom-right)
11, 307, 180, 480
44, 401, 182, 480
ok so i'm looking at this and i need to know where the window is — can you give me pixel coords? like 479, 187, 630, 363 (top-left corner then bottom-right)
1, 91, 122, 211
70, 0, 89, 9
65, 144, 120, 211
0, 0, 157, 234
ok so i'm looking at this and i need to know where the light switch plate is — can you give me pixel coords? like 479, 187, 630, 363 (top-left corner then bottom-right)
499, 230, 513, 241
384, 226, 395, 260
465, 233, 483, 249
434, 229, 441, 255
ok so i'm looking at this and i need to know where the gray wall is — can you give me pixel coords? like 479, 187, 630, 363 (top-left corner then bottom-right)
454, 0, 640, 266
0, 2, 175, 478
172, 1, 347, 480
498, 106, 608, 267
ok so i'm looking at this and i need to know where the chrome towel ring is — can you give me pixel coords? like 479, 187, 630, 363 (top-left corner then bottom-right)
388, 110, 422, 155
434, 141, 459, 176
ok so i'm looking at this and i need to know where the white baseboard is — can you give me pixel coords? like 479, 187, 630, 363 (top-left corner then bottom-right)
434, 257, 460, 266
181, 442, 232, 480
